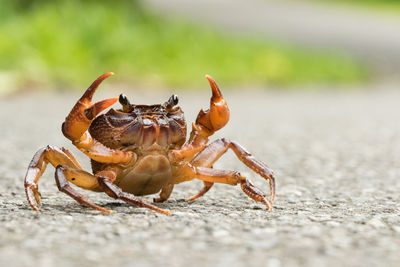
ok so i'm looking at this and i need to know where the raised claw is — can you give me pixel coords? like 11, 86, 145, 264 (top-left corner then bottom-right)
62, 72, 118, 141
195, 75, 230, 133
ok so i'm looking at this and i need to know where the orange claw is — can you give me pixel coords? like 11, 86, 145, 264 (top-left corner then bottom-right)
195, 75, 230, 133
81, 72, 114, 101
62, 73, 118, 141
169, 75, 230, 161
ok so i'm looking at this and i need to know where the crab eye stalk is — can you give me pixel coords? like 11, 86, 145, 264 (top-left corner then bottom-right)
165, 94, 179, 109
119, 94, 132, 112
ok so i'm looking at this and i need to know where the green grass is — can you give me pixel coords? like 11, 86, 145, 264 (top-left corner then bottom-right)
0, 0, 367, 92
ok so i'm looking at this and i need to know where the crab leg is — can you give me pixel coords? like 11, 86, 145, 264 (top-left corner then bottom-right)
169, 75, 230, 162
24, 146, 102, 211
196, 168, 272, 210
55, 165, 111, 213
62, 72, 135, 164
60, 147, 83, 169
97, 177, 172, 215
153, 184, 174, 203
186, 138, 275, 204
185, 182, 213, 202
172, 164, 272, 211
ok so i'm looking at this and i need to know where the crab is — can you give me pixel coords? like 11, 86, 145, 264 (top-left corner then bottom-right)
24, 73, 275, 214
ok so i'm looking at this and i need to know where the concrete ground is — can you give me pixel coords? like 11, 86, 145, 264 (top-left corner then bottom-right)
1, 84, 400, 267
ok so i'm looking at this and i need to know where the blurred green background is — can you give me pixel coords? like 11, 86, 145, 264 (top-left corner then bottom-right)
0, 0, 373, 94
320, 0, 400, 13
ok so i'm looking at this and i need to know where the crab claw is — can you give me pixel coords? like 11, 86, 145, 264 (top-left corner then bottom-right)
62, 72, 118, 141
195, 75, 230, 133
84, 97, 118, 120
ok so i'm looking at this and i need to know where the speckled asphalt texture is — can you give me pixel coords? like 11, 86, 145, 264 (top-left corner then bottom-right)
1, 86, 400, 267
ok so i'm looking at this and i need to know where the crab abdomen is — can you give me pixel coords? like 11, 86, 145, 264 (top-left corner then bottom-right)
115, 153, 172, 196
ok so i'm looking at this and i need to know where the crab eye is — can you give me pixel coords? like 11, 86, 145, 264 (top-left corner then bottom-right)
172, 94, 179, 105
165, 94, 179, 109
119, 94, 129, 106
119, 94, 133, 112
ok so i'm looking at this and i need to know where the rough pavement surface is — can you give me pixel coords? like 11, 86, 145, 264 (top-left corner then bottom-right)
1, 86, 400, 267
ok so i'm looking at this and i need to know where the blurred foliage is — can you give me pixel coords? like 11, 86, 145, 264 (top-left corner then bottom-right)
0, 0, 367, 92
320, 0, 400, 13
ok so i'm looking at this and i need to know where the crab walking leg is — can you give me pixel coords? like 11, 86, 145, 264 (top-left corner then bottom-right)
153, 184, 174, 203
24, 145, 86, 211
97, 177, 172, 215
186, 138, 275, 203
185, 182, 213, 202
55, 165, 112, 214
184, 138, 218, 201
61, 147, 83, 169
62, 72, 135, 164
197, 167, 272, 210
173, 165, 272, 211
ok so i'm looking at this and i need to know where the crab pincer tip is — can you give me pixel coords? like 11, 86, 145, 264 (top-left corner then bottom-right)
205, 74, 216, 85
82, 72, 116, 101
205, 74, 223, 99
96, 72, 115, 82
